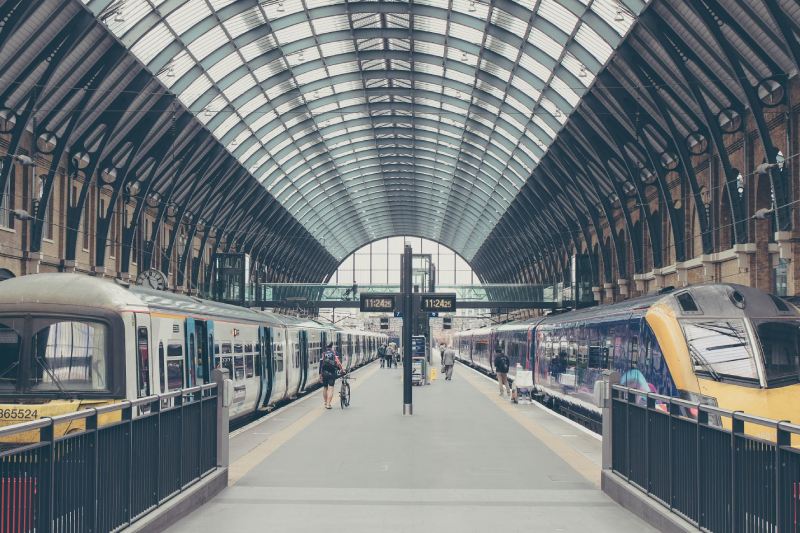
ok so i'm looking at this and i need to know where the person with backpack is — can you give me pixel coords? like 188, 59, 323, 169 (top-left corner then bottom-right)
319, 343, 343, 409
494, 346, 511, 397
378, 343, 387, 368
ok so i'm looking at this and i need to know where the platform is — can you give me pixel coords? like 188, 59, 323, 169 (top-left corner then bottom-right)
167, 363, 654, 533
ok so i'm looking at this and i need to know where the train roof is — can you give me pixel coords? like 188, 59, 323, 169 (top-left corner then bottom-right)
0, 273, 147, 313
0, 274, 333, 328
453, 283, 797, 336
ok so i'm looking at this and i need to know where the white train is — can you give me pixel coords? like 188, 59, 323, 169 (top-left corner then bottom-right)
0, 274, 384, 426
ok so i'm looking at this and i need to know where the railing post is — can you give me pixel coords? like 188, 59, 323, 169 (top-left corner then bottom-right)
153, 397, 161, 506
176, 392, 185, 487
776, 421, 790, 533
731, 412, 744, 533
87, 409, 99, 533
601, 371, 618, 471
646, 394, 654, 494
195, 388, 203, 476
213, 368, 231, 468
669, 400, 679, 510
697, 408, 708, 528
626, 390, 635, 479
40, 420, 55, 533
122, 402, 133, 526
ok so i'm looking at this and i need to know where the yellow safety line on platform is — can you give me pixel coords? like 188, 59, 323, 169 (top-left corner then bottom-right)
459, 365, 601, 488
227, 364, 380, 486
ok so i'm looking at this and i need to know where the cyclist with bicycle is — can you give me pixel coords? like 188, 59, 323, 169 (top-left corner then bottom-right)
319, 343, 343, 410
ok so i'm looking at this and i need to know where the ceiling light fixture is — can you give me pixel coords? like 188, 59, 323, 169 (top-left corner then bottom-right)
461, 51, 468, 61
614, 9, 624, 22
579, 65, 588, 78
469, 1, 476, 12
277, 1, 285, 12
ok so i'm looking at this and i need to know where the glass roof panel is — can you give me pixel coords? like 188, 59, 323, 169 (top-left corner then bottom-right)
86, 0, 650, 261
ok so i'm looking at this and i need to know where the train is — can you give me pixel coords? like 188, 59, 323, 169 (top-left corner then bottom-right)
0, 273, 385, 431
454, 283, 800, 432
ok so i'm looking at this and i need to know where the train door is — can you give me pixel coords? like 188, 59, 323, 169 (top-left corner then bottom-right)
298, 330, 309, 393
193, 320, 212, 385
134, 314, 153, 401
184, 317, 197, 387
258, 326, 273, 409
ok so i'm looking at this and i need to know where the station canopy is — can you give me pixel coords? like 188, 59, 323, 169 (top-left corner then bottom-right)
81, 0, 649, 261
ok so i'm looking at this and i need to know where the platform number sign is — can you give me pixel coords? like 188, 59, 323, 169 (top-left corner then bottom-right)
360, 293, 397, 313
420, 293, 456, 313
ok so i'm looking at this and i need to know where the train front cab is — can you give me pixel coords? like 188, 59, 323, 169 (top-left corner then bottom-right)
645, 285, 800, 437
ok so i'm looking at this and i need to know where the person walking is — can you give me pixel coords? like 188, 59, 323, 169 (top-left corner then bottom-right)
378, 342, 387, 368
387, 342, 398, 368
441, 344, 455, 381
319, 343, 343, 409
494, 346, 510, 396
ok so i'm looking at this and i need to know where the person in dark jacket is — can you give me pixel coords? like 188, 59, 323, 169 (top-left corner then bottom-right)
494, 346, 510, 397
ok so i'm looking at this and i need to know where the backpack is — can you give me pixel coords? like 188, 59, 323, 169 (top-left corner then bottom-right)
321, 351, 338, 373
378, 345, 386, 357
495, 354, 510, 373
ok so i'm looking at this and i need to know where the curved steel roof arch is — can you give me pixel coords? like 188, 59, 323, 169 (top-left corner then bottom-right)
82, 0, 648, 261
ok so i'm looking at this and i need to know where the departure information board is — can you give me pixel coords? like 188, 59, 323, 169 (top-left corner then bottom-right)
360, 293, 397, 312
419, 293, 457, 312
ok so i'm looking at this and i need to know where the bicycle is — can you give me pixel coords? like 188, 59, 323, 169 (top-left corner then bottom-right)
340, 371, 355, 409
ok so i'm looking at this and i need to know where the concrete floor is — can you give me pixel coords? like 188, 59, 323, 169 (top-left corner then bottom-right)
168, 363, 654, 533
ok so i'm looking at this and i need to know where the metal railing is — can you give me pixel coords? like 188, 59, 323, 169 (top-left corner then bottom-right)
609, 384, 800, 532
0, 384, 218, 533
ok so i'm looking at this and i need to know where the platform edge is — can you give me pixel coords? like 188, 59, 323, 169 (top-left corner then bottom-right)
601, 470, 697, 533
122, 467, 229, 533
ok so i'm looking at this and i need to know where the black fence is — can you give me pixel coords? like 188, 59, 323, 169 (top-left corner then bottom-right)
610, 384, 800, 532
0, 384, 218, 533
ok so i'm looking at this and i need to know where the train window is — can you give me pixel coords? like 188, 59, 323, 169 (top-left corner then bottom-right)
254, 350, 261, 377
214, 344, 220, 355
588, 346, 608, 369
166, 344, 185, 389
245, 355, 254, 378
167, 345, 182, 357
159, 342, 165, 391
233, 344, 243, 354
29, 320, 109, 392
682, 320, 757, 382
754, 321, 800, 387
221, 343, 231, 354
0, 323, 21, 391
167, 360, 183, 390
769, 294, 791, 313
244, 344, 253, 353
675, 292, 700, 313
234, 355, 245, 380
221, 356, 233, 378
137, 327, 150, 397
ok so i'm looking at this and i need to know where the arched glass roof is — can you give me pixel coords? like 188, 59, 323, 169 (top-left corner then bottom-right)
82, 0, 650, 261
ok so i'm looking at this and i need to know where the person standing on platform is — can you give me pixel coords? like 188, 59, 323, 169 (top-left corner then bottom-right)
442, 344, 455, 381
494, 346, 510, 396
378, 342, 387, 368
319, 343, 343, 409
387, 342, 397, 368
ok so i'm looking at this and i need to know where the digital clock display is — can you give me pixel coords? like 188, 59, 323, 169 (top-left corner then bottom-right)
420, 293, 457, 312
360, 294, 397, 312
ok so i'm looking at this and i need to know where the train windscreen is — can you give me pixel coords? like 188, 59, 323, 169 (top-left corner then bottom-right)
681, 320, 758, 383
754, 320, 800, 387
30, 320, 109, 393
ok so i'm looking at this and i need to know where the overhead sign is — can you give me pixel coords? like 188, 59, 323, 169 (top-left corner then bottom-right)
420, 293, 457, 312
360, 293, 397, 313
